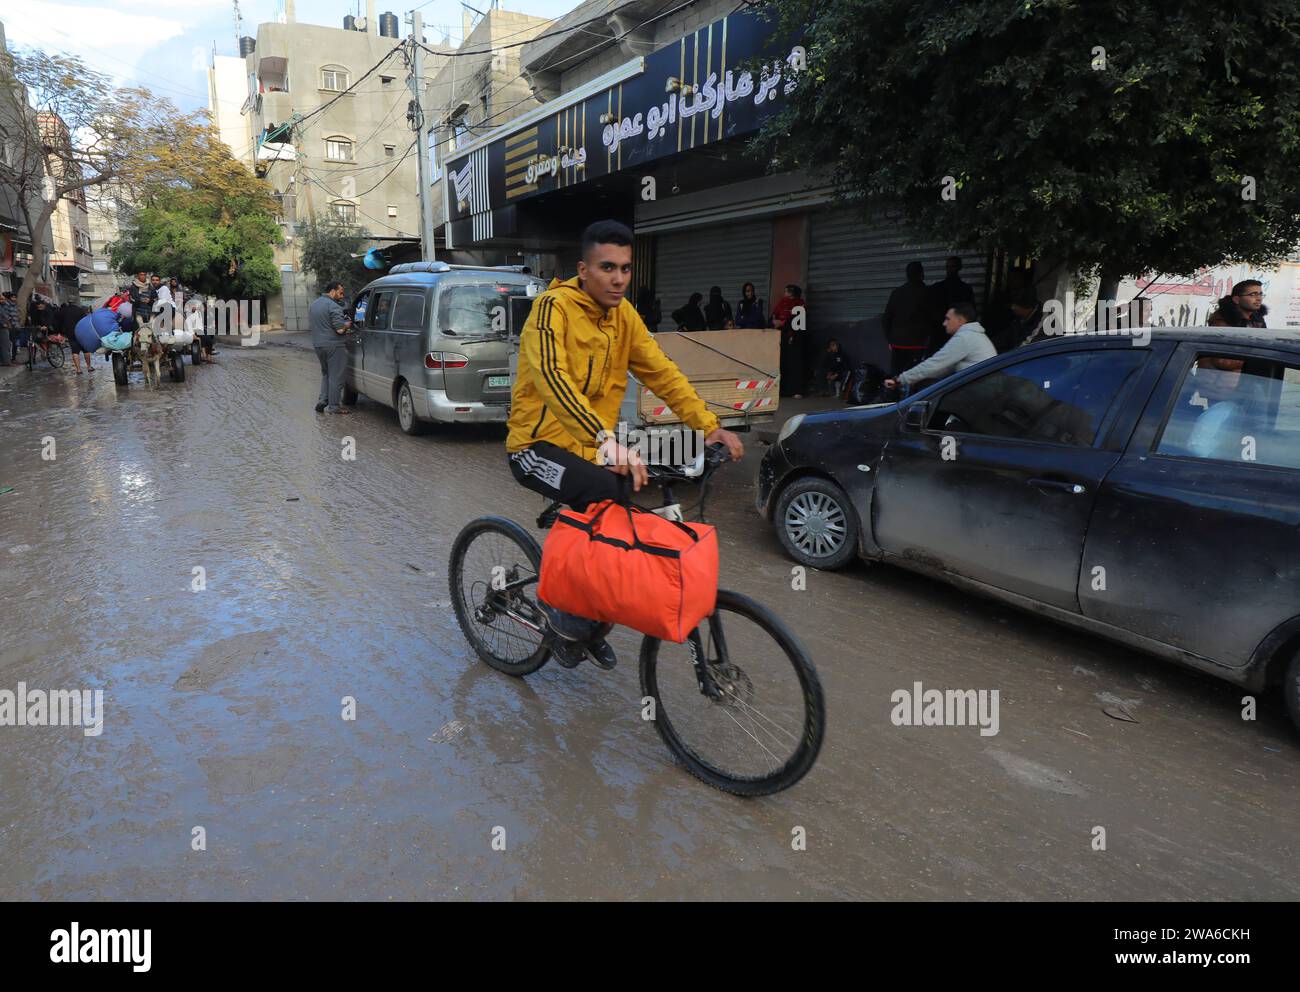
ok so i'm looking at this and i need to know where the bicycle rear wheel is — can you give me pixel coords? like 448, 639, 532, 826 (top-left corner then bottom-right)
449, 516, 551, 677
640, 589, 825, 797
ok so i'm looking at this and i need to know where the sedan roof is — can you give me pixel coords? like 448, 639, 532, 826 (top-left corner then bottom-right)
1041, 326, 1300, 350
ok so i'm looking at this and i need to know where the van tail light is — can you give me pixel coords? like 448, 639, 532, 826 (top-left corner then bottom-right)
425, 352, 469, 369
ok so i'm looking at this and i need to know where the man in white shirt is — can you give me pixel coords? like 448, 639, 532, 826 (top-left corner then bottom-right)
885, 302, 996, 392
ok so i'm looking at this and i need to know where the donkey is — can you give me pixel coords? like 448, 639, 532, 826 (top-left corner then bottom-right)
133, 321, 164, 386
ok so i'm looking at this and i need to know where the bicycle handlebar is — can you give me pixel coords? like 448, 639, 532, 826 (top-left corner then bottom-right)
645, 442, 731, 484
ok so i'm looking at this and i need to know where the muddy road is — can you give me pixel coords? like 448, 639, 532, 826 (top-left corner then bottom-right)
0, 343, 1296, 900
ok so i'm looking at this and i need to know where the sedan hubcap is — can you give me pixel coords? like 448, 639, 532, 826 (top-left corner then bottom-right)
785, 491, 847, 558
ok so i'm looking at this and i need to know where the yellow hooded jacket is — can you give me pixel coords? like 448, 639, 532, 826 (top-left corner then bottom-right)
507, 276, 721, 462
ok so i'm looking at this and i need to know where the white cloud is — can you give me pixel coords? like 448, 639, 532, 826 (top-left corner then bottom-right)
5, 4, 186, 61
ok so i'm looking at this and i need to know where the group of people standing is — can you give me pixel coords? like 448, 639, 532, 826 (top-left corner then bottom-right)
637, 282, 815, 397
647, 282, 772, 333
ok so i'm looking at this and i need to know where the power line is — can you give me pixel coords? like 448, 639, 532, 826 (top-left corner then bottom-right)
418, 0, 700, 60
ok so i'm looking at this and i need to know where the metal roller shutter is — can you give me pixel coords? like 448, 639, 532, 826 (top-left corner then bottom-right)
652, 219, 774, 327
806, 210, 988, 325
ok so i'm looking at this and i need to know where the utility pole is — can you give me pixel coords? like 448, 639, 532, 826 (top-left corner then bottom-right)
408, 11, 436, 261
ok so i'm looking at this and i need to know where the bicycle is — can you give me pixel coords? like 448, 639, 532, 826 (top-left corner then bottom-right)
25, 329, 66, 371
449, 443, 826, 797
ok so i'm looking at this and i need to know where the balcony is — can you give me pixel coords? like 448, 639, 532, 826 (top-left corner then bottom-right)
258, 55, 290, 94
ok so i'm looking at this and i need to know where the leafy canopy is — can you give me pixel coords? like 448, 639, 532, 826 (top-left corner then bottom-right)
756, 0, 1300, 280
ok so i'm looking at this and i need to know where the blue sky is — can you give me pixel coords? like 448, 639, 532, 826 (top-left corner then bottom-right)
0, 0, 578, 115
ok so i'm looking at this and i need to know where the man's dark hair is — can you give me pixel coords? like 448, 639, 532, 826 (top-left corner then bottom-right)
1231, 279, 1263, 297
1013, 290, 1040, 310
323, 280, 344, 293
905, 261, 924, 282
786, 284, 803, 297
949, 301, 978, 322
946, 255, 962, 270
580, 219, 633, 259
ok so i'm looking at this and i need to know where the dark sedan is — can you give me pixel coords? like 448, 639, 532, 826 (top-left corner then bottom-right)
758, 327, 1300, 732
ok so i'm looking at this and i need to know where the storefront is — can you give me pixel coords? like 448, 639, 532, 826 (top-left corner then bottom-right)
442, 7, 801, 252
442, 5, 990, 362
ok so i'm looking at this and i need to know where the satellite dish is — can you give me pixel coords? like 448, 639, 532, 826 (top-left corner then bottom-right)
355, 16, 368, 30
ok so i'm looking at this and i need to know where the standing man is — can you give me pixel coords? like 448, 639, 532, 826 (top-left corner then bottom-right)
309, 280, 354, 415
128, 272, 156, 330
928, 256, 976, 354
0, 291, 17, 366
881, 261, 938, 378
1207, 280, 1268, 328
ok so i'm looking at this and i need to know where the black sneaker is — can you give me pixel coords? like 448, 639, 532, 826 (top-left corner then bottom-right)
584, 638, 617, 670
315, 402, 326, 413
550, 637, 585, 668
539, 600, 600, 642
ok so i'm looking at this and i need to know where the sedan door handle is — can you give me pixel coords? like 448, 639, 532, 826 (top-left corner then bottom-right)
1028, 477, 1087, 495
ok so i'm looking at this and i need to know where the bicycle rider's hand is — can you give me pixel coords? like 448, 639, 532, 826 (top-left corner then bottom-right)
598, 437, 648, 492
705, 428, 744, 462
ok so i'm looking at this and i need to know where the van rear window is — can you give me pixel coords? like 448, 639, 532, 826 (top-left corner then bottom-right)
438, 282, 528, 337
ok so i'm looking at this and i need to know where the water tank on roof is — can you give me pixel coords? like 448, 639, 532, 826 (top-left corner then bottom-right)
344, 15, 357, 31
239, 36, 256, 57
379, 12, 399, 38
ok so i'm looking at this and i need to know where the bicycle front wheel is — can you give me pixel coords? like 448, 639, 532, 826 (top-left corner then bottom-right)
640, 589, 825, 797
449, 516, 551, 677
47, 344, 65, 369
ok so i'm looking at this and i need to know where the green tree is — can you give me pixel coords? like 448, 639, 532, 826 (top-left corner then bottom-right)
297, 217, 371, 300
0, 49, 178, 313
111, 115, 282, 298
756, 0, 1300, 298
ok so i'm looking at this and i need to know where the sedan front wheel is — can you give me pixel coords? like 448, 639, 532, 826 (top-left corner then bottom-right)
774, 476, 859, 570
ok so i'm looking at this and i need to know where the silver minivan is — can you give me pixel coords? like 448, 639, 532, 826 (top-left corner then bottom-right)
343, 262, 546, 434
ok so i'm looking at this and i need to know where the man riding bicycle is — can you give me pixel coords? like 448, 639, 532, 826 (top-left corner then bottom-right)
507, 220, 744, 670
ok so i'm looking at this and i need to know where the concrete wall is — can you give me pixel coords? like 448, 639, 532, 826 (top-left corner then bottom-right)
208, 55, 255, 163
544, 0, 738, 93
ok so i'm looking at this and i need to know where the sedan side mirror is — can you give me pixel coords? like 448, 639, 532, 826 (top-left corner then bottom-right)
902, 400, 930, 432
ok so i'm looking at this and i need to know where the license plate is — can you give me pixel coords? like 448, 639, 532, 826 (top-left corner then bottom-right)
487, 375, 510, 388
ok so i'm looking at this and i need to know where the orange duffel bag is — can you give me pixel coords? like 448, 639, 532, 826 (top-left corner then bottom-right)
538, 500, 718, 643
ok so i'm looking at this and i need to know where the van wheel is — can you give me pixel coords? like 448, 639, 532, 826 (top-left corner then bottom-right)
342, 383, 358, 406
1284, 650, 1300, 735
774, 476, 859, 570
397, 382, 425, 435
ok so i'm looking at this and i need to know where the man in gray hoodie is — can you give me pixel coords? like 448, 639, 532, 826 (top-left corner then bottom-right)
886, 302, 996, 392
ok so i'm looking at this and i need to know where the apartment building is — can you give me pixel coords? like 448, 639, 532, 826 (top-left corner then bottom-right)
210, 3, 449, 329
0, 20, 55, 300
36, 113, 94, 306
